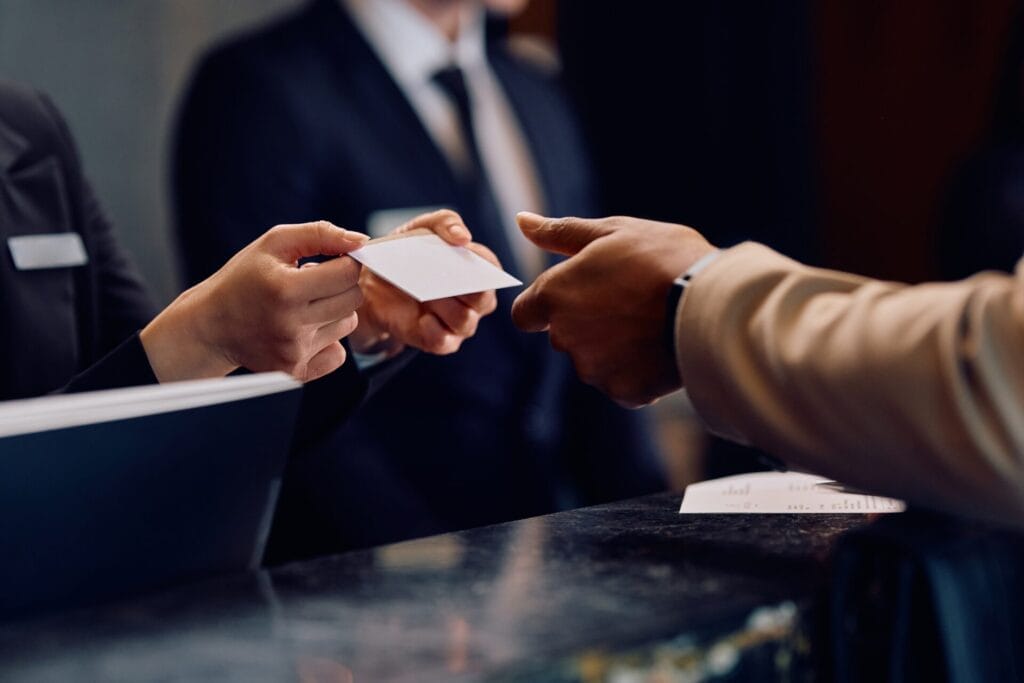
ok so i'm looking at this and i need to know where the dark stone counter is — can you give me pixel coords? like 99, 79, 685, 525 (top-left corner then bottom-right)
0, 492, 871, 681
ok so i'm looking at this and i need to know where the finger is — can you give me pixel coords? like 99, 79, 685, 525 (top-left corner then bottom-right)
465, 242, 501, 268
305, 286, 365, 325
417, 313, 461, 354
426, 297, 480, 337
312, 312, 359, 349
511, 278, 553, 333
292, 255, 363, 301
302, 341, 347, 382
456, 289, 498, 315
516, 212, 613, 256
457, 243, 500, 315
265, 221, 369, 262
396, 208, 471, 245
548, 327, 569, 354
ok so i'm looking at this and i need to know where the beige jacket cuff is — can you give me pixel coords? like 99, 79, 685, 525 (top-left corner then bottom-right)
673, 241, 864, 445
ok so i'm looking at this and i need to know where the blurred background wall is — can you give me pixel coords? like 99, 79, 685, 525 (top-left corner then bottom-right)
816, 0, 1018, 282
0, 0, 301, 304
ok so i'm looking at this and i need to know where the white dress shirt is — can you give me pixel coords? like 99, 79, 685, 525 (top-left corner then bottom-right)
343, 0, 548, 279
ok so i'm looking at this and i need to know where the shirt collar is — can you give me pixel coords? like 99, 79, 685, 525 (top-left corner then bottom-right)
342, 0, 487, 90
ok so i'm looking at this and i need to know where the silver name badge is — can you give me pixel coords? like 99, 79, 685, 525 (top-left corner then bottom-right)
7, 233, 88, 270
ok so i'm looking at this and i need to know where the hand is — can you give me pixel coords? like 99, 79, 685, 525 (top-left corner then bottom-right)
349, 209, 500, 356
511, 212, 715, 407
141, 221, 369, 383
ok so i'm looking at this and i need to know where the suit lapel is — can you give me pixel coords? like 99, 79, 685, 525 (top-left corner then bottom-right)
307, 0, 461, 202
0, 115, 30, 175
0, 115, 73, 239
488, 51, 561, 216
0, 123, 18, 242
0, 115, 33, 234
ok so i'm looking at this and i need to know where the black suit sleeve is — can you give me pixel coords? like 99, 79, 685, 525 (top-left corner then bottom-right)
58, 333, 158, 394
80, 176, 159, 356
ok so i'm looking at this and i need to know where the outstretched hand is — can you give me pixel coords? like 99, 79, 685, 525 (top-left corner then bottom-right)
512, 212, 715, 407
141, 221, 368, 383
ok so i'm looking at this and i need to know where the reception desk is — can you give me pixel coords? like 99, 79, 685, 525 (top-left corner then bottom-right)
0, 492, 917, 680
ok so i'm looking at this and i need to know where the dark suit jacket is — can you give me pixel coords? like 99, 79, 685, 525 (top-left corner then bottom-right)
174, 0, 665, 556
0, 80, 159, 400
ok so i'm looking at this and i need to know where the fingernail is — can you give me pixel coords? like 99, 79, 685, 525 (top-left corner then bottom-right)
449, 224, 470, 240
344, 230, 370, 244
517, 211, 546, 225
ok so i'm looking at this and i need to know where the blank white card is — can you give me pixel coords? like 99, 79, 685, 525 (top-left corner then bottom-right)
349, 234, 522, 302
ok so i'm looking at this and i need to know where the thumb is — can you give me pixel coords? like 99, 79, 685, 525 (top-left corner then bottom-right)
516, 212, 614, 256
265, 221, 369, 262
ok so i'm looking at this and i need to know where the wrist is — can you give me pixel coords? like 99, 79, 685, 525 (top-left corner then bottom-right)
665, 248, 722, 369
140, 288, 238, 382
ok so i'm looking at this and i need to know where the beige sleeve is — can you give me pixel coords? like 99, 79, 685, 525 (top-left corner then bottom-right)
676, 242, 1024, 528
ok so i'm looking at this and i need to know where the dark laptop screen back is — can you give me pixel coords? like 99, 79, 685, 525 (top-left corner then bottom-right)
0, 384, 300, 617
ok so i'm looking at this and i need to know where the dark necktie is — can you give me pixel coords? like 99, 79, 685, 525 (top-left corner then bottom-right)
431, 65, 519, 278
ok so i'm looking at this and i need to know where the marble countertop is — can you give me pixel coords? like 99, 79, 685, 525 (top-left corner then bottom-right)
0, 492, 871, 681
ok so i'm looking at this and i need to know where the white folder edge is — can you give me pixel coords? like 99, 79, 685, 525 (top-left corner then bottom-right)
0, 372, 300, 439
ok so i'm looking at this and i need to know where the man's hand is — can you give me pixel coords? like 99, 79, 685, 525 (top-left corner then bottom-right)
141, 221, 368, 383
349, 209, 500, 357
511, 212, 715, 408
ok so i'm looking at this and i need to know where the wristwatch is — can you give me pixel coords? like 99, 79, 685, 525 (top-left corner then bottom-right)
664, 249, 722, 354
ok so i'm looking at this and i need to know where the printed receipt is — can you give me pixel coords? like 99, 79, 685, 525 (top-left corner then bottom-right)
679, 471, 905, 514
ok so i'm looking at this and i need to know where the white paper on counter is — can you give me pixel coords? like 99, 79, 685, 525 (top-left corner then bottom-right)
349, 234, 521, 302
679, 471, 905, 514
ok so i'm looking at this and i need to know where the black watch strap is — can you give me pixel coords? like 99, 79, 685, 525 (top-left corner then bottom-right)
665, 276, 687, 355
664, 249, 722, 356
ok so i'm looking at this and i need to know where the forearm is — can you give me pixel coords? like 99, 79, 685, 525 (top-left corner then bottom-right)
678, 242, 1024, 527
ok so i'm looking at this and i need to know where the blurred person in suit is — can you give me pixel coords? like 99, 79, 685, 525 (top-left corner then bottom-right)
174, 0, 665, 555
